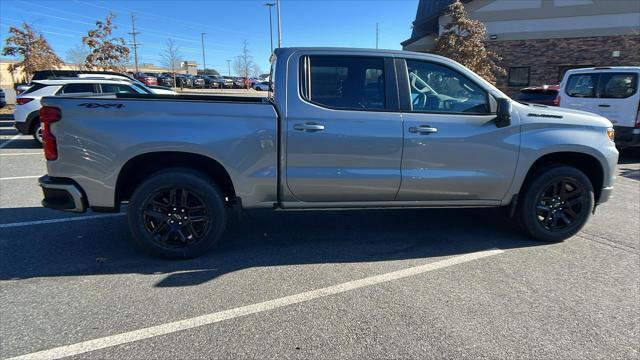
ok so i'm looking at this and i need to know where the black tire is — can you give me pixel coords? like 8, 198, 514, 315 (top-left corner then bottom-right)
128, 168, 227, 259
31, 119, 43, 145
516, 165, 594, 242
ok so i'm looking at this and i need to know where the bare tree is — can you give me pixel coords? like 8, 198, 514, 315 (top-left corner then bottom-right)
233, 40, 254, 88
251, 63, 262, 79
83, 12, 130, 72
1, 22, 63, 81
65, 44, 90, 70
432, 0, 504, 84
160, 38, 182, 90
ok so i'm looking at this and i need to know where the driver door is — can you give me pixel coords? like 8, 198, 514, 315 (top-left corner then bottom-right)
397, 59, 519, 201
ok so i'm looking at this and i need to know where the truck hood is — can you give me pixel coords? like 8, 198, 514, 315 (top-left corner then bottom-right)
514, 101, 613, 128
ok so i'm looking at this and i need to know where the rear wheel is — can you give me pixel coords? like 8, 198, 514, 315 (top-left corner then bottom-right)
128, 169, 227, 259
516, 165, 594, 242
32, 119, 43, 145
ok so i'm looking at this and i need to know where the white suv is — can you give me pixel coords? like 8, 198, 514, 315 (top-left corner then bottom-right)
560, 67, 639, 148
14, 79, 154, 144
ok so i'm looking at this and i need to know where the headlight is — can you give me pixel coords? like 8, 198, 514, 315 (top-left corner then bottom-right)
607, 127, 615, 141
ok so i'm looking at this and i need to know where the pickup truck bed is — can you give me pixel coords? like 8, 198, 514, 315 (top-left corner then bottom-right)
42, 95, 279, 210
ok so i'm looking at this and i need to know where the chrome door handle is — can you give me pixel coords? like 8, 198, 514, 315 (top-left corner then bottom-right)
409, 125, 438, 134
293, 123, 325, 132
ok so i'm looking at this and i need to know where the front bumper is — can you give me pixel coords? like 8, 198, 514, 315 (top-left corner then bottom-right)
597, 186, 614, 205
39, 176, 86, 212
614, 126, 640, 148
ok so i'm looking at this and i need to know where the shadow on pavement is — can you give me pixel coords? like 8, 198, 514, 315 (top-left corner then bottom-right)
0, 138, 40, 150
0, 207, 545, 286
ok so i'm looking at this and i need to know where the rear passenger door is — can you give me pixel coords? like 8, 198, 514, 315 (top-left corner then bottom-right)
285, 55, 403, 202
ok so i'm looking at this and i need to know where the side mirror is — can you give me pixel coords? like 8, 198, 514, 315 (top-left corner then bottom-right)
495, 98, 511, 128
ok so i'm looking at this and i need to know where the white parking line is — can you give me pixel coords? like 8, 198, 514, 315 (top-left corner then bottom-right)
5, 248, 504, 360
0, 175, 41, 181
0, 134, 22, 149
0, 213, 125, 228
0, 152, 42, 156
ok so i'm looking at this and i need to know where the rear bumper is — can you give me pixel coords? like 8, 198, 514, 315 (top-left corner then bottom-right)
39, 175, 86, 212
614, 126, 640, 148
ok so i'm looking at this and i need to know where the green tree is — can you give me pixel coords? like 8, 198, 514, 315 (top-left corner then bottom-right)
1, 22, 63, 80
432, 0, 505, 84
83, 12, 130, 72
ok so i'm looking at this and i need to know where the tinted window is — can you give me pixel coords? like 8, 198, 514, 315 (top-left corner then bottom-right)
405, 60, 489, 114
302, 56, 386, 110
101, 84, 136, 94
22, 83, 49, 94
565, 74, 596, 98
599, 73, 638, 99
61, 83, 96, 94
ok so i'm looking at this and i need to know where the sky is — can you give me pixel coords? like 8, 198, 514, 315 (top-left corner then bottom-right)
0, 0, 418, 75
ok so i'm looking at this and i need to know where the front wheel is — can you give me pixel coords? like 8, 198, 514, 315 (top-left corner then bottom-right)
516, 165, 594, 242
128, 169, 227, 259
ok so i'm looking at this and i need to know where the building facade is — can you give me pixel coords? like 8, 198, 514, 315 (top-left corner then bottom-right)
402, 0, 640, 96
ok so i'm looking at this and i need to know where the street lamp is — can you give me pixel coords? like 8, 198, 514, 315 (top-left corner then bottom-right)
264, 2, 275, 54
201, 32, 206, 74
276, 0, 282, 48
226, 59, 231, 77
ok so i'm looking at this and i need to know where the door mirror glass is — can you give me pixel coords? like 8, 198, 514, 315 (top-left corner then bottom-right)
495, 98, 511, 128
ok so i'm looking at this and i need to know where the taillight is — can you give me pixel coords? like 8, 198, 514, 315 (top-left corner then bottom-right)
40, 106, 61, 161
635, 101, 639, 129
554, 95, 560, 107
16, 97, 34, 105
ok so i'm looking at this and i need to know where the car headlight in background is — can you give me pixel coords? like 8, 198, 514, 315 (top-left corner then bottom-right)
607, 127, 615, 141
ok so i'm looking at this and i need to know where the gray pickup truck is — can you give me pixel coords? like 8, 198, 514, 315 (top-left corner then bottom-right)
38, 48, 618, 259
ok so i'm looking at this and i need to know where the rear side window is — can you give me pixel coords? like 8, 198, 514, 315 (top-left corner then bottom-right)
101, 84, 137, 94
22, 83, 49, 94
565, 74, 596, 98
300, 56, 386, 110
598, 73, 638, 99
60, 83, 96, 94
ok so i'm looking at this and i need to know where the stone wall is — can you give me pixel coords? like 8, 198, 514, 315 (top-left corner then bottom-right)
486, 34, 640, 97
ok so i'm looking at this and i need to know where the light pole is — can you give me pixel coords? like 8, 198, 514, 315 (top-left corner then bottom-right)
201, 32, 206, 74
276, 0, 282, 48
264, 2, 275, 54
226, 59, 231, 76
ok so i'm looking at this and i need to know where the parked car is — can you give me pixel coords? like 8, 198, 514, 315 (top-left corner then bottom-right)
516, 85, 560, 106
19, 70, 176, 95
174, 74, 193, 88
253, 81, 271, 91
157, 73, 175, 88
191, 75, 206, 88
0, 88, 5, 108
134, 72, 158, 86
38, 47, 617, 259
559, 66, 639, 148
233, 77, 245, 88
14, 79, 154, 144
199, 75, 222, 89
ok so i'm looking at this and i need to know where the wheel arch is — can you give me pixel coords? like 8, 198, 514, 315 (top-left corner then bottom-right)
115, 151, 236, 205
518, 151, 605, 203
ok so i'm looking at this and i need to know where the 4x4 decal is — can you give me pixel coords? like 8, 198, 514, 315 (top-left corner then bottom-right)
77, 103, 125, 109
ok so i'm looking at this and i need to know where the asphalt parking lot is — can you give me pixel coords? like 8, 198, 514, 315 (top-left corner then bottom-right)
0, 115, 638, 359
